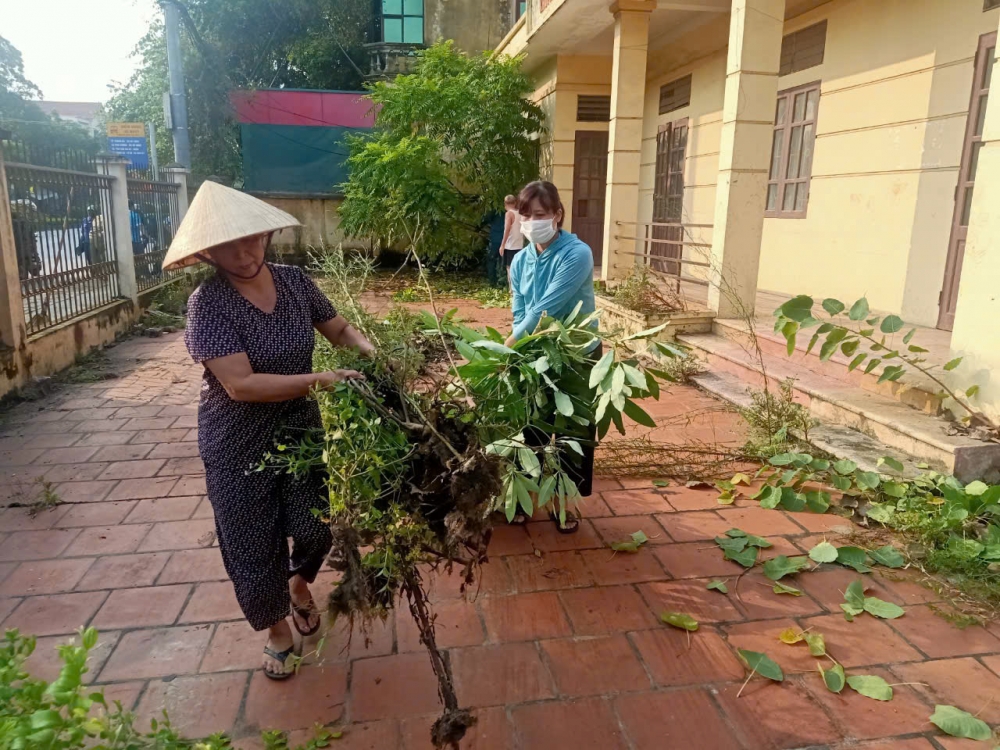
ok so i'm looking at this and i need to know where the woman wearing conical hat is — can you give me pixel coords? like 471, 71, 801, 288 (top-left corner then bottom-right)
163, 182, 374, 680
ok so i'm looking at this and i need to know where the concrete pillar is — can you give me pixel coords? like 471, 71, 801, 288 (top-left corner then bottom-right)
707, 0, 786, 317
601, 0, 655, 282
950, 23, 1000, 421
0, 144, 26, 351
98, 154, 139, 305
162, 164, 190, 222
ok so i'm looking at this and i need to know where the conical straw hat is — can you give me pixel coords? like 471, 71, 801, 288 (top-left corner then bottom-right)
162, 181, 302, 270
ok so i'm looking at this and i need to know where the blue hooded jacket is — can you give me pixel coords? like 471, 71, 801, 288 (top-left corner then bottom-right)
509, 230, 596, 341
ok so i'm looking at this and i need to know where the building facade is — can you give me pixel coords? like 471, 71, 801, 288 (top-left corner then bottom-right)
496, 0, 1000, 420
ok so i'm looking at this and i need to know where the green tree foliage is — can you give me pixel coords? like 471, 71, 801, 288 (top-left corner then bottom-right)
104, 0, 372, 181
339, 42, 545, 266
0, 36, 99, 159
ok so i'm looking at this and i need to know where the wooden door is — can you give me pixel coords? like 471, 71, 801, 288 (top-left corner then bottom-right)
651, 119, 688, 275
571, 130, 609, 266
939, 32, 996, 330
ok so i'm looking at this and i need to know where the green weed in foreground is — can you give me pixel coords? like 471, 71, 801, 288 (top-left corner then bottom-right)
0, 628, 334, 749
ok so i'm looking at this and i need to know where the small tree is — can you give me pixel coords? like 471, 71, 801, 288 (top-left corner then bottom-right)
339, 41, 544, 266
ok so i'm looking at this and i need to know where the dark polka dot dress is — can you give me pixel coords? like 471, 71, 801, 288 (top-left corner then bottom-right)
185, 263, 335, 631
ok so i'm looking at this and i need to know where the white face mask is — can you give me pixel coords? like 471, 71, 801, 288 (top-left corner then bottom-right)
522, 218, 558, 246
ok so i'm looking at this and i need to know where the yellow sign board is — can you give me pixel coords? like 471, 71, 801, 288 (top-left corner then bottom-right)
106, 122, 146, 138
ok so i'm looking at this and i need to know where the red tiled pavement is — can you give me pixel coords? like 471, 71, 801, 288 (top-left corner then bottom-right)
2, 325, 998, 749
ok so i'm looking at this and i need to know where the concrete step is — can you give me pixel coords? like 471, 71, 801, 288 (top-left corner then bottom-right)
678, 332, 1000, 482
712, 318, 945, 414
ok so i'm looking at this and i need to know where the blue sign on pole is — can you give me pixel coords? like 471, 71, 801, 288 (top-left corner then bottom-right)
106, 123, 150, 170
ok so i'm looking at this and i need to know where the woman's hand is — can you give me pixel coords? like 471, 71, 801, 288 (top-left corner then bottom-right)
315, 370, 364, 389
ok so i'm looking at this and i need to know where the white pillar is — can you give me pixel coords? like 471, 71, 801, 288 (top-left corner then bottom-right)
98, 154, 139, 305
162, 164, 190, 222
0, 143, 26, 351
707, 0, 786, 317
601, 0, 655, 282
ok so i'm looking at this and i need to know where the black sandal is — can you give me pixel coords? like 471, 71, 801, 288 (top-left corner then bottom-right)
262, 645, 296, 681
291, 599, 321, 637
549, 509, 580, 535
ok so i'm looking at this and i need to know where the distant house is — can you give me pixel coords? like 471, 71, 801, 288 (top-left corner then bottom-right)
229, 89, 376, 251
31, 101, 101, 136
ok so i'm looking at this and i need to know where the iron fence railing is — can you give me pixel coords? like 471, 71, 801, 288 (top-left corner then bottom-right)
126, 177, 181, 291
0, 137, 99, 173
615, 220, 714, 292
5, 163, 120, 336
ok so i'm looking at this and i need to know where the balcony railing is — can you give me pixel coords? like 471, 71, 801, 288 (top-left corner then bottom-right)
365, 43, 423, 79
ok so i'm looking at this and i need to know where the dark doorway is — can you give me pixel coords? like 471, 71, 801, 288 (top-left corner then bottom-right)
571, 130, 609, 267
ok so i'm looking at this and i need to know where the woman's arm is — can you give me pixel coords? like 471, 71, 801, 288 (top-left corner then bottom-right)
315, 315, 375, 357
499, 212, 514, 255
204, 353, 359, 403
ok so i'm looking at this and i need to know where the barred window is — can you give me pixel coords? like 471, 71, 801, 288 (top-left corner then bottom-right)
766, 82, 821, 218
381, 0, 423, 44
780, 21, 827, 76
659, 74, 692, 115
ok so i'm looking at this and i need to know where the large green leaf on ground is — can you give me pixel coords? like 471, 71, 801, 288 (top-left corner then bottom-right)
660, 612, 699, 632
929, 705, 992, 740
837, 546, 873, 573
862, 597, 905, 619
847, 675, 893, 701
738, 650, 784, 682
821, 663, 846, 693
763, 555, 810, 581
809, 541, 839, 564
869, 545, 904, 568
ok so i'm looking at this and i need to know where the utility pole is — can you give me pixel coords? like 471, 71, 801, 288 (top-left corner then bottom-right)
162, 0, 191, 169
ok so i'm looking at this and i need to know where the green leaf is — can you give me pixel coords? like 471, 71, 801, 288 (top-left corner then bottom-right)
882, 482, 907, 498
763, 555, 810, 581
623, 399, 656, 428
820, 662, 846, 693
609, 530, 649, 554
833, 459, 857, 475
822, 298, 846, 316
841, 339, 860, 357
707, 580, 729, 594
805, 490, 831, 514
837, 547, 873, 573
929, 705, 992, 741
738, 650, 784, 682
769, 453, 797, 466
623, 322, 669, 341
715, 534, 749, 553
848, 353, 868, 371
553, 390, 574, 417
773, 582, 803, 596
967, 384, 980, 398
758, 485, 782, 510
778, 488, 807, 512
809, 541, 839, 564
778, 295, 815, 323
841, 603, 863, 621
804, 632, 826, 657
943, 357, 963, 372
903, 328, 917, 344
880, 315, 904, 334
869, 545, 904, 568
878, 456, 905, 473
845, 579, 866, 609
81, 626, 98, 650
863, 597, 905, 619
865, 503, 896, 524
831, 474, 852, 492
848, 297, 870, 321
725, 546, 759, 568
538, 475, 557, 508
846, 674, 893, 701
471, 340, 517, 355
589, 351, 614, 388
855, 472, 881, 490
653, 479, 669, 487
966, 480, 990, 497
864, 358, 882, 374
660, 611, 699, 631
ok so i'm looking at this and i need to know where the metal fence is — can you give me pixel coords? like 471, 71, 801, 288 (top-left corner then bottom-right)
5, 162, 120, 336
126, 177, 181, 291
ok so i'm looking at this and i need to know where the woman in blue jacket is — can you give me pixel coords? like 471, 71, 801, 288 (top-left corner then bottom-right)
506, 181, 598, 533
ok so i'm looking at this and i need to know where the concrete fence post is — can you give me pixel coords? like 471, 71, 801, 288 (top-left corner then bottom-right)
0, 143, 27, 352
97, 154, 139, 305
162, 164, 190, 223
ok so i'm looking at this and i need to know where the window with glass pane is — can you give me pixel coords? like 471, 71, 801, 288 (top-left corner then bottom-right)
381, 0, 423, 44
766, 82, 821, 218
514, 0, 526, 19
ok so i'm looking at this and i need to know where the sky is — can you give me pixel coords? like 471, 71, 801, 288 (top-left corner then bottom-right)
4, 0, 160, 103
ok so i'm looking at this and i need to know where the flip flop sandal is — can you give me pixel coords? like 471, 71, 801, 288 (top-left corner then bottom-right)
291, 600, 321, 637
262, 645, 296, 681
509, 510, 529, 525
549, 509, 580, 535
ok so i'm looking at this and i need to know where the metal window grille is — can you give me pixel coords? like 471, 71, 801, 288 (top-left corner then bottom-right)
576, 95, 611, 122
779, 21, 827, 76
5, 159, 121, 336
766, 82, 821, 218
126, 178, 182, 292
659, 75, 692, 116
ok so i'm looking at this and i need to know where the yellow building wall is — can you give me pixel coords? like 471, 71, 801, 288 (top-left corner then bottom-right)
757, 0, 997, 327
